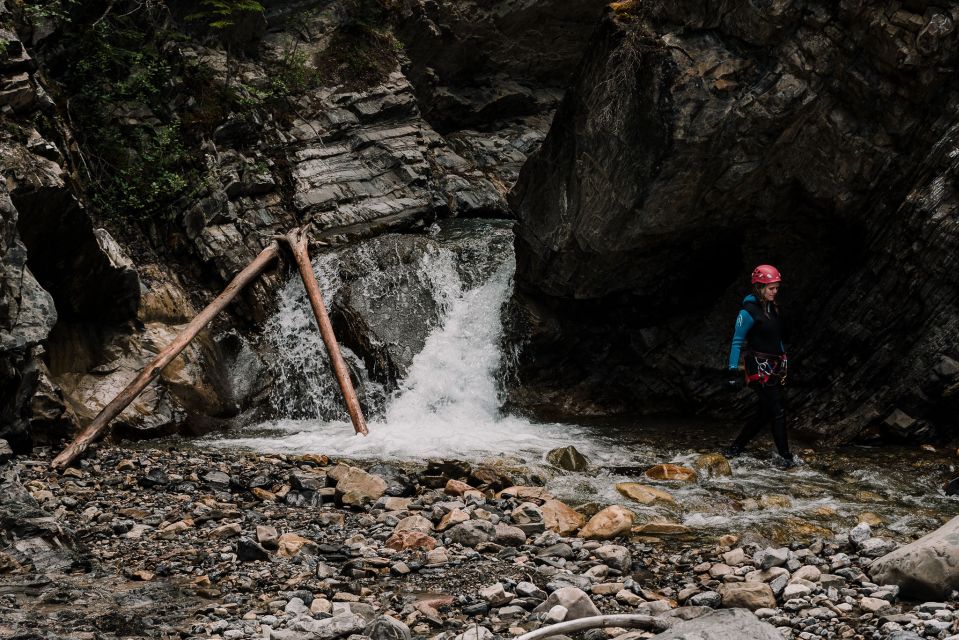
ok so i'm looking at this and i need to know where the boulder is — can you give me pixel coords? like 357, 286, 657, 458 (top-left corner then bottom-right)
385, 530, 437, 551
447, 520, 496, 547
594, 544, 632, 571
540, 500, 586, 536
437, 508, 470, 531
645, 464, 697, 482
336, 467, 388, 506
546, 445, 590, 471
578, 505, 635, 540
277, 533, 318, 558
693, 453, 732, 477
717, 582, 776, 611
285, 612, 368, 639
869, 515, 959, 599
615, 482, 676, 505
510, 502, 546, 535
647, 609, 780, 639
532, 587, 600, 621
236, 538, 270, 562
394, 515, 433, 533
494, 523, 527, 547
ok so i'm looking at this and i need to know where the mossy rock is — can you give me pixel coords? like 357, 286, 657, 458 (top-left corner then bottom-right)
546, 445, 589, 472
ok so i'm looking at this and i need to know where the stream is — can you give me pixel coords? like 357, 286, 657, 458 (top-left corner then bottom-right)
206, 219, 959, 544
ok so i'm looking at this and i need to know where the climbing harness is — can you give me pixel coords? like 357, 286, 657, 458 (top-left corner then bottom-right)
745, 350, 788, 387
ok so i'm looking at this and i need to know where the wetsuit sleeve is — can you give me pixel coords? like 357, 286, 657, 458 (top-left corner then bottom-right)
728, 310, 754, 370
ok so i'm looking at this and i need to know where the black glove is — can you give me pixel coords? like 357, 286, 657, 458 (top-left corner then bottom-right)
725, 370, 743, 392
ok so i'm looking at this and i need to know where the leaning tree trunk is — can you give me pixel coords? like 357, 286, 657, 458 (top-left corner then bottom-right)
280, 228, 369, 436
51, 241, 282, 471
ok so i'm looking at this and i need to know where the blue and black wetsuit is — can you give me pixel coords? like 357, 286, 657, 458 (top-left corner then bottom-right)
727, 294, 793, 461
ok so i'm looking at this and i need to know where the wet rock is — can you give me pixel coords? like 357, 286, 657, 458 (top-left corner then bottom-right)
546, 446, 589, 471
579, 505, 635, 540
497, 486, 554, 502
632, 518, 690, 536
717, 582, 776, 611
615, 482, 675, 506
540, 499, 586, 536
870, 515, 959, 599
644, 464, 697, 483
692, 453, 732, 477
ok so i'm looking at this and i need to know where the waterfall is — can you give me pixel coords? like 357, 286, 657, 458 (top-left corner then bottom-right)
214, 221, 587, 462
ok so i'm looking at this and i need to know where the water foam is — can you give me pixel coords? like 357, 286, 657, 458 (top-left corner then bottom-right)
213, 224, 590, 463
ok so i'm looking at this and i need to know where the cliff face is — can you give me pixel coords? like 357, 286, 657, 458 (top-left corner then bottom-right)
510, 1, 959, 442
0, 0, 606, 450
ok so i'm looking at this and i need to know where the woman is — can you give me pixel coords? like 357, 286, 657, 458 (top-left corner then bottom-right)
724, 264, 795, 468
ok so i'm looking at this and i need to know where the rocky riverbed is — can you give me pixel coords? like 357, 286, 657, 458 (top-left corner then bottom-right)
2, 442, 958, 640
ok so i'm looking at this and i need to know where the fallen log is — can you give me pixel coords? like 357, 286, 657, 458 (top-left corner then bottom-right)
513, 614, 670, 640
281, 228, 369, 436
51, 241, 282, 471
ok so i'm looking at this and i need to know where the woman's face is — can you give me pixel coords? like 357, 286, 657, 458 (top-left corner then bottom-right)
763, 283, 780, 302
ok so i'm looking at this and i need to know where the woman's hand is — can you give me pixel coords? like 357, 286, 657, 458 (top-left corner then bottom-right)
726, 370, 743, 392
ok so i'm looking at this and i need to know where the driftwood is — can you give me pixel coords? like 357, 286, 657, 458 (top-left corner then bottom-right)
280, 228, 369, 436
513, 614, 671, 640
51, 241, 282, 471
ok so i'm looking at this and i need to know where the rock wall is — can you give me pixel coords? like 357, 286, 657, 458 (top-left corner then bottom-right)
0, 0, 606, 450
395, 0, 608, 132
510, 1, 959, 442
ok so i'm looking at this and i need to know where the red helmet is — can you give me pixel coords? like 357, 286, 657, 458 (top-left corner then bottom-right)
751, 264, 782, 284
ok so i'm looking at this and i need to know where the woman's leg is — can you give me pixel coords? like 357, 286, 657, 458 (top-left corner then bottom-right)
728, 387, 769, 454
761, 385, 792, 461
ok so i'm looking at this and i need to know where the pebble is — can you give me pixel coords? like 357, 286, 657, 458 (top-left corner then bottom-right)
2, 444, 954, 640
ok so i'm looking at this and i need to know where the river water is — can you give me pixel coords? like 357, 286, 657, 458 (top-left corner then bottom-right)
207, 219, 959, 542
